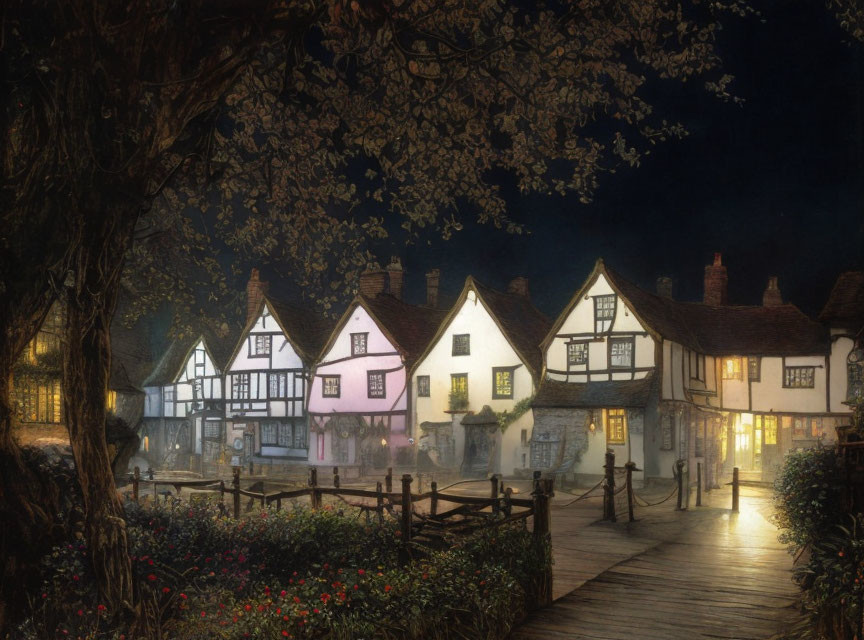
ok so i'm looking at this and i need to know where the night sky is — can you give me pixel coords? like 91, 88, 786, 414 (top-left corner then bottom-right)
385, 0, 864, 319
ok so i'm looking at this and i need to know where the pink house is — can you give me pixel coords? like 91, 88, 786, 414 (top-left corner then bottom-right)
308, 262, 446, 467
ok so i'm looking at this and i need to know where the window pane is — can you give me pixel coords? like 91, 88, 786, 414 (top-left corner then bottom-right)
261, 423, 277, 445
748, 357, 761, 381
417, 375, 430, 397
606, 408, 626, 444
764, 416, 778, 444
609, 340, 632, 368
278, 423, 292, 447
368, 372, 385, 398
451, 374, 467, 394
494, 369, 513, 398
254, 335, 270, 355
323, 376, 340, 397
452, 334, 470, 356
351, 333, 367, 355
567, 342, 587, 365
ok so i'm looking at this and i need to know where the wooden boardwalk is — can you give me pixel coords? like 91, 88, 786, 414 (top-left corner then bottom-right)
512, 485, 802, 639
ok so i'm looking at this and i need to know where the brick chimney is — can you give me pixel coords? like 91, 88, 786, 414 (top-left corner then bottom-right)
656, 276, 674, 299
507, 277, 530, 299
425, 269, 440, 308
386, 257, 404, 300
358, 268, 388, 298
762, 276, 783, 307
703, 253, 728, 306
246, 268, 269, 324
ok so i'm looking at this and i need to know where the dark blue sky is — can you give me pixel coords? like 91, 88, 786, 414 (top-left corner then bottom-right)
385, 0, 863, 318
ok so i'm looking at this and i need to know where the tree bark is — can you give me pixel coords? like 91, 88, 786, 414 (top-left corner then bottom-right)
63, 209, 139, 618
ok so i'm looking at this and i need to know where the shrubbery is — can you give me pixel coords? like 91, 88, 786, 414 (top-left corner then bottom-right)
18, 500, 549, 639
774, 448, 864, 639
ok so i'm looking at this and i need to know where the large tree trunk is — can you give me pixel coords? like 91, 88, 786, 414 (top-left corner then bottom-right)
63, 209, 139, 619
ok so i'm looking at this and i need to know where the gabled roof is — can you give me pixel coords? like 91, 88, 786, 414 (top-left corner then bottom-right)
142, 329, 237, 387
224, 296, 334, 370
413, 276, 551, 378
819, 271, 864, 331
319, 294, 448, 371
532, 374, 656, 409
544, 259, 828, 358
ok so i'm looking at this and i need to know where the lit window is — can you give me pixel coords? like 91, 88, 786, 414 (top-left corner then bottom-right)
567, 342, 588, 366
784, 366, 815, 389
451, 373, 468, 394
594, 295, 616, 333
722, 358, 743, 380
416, 375, 430, 397
452, 334, 470, 356
761, 415, 778, 444
605, 408, 626, 445
609, 338, 633, 368
106, 390, 117, 412
367, 371, 386, 398
351, 333, 368, 356
493, 367, 514, 399
322, 376, 340, 398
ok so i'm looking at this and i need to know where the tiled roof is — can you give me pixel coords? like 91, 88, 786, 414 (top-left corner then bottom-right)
267, 298, 335, 366
361, 294, 449, 370
142, 328, 239, 387
532, 375, 657, 408
602, 264, 828, 356
819, 271, 864, 330
471, 279, 552, 377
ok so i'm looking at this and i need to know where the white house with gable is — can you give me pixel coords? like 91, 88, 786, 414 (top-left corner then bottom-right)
412, 276, 550, 477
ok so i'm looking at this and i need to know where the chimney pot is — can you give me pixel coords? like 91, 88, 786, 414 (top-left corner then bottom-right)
703, 252, 728, 306
425, 269, 440, 308
246, 268, 269, 325
762, 276, 783, 307
385, 257, 404, 300
656, 276, 674, 299
507, 277, 530, 299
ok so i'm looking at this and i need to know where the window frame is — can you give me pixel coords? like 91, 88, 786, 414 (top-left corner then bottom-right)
748, 357, 761, 382
608, 337, 635, 369
492, 366, 515, 399
350, 332, 368, 356
450, 373, 468, 395
605, 408, 627, 445
452, 334, 470, 356
567, 341, 588, 366
722, 357, 743, 381
783, 365, 816, 389
321, 375, 341, 398
367, 370, 387, 399
231, 373, 250, 400
593, 294, 617, 334
416, 375, 431, 398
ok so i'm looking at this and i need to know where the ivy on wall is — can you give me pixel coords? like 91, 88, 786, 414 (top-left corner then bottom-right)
497, 396, 535, 433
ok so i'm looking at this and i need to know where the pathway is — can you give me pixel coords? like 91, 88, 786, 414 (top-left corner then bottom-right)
512, 485, 802, 639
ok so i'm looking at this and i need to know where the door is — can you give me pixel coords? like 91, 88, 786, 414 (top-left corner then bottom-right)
733, 415, 754, 470
462, 426, 491, 478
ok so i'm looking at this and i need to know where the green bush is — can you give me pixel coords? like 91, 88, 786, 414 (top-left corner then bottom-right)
18, 501, 549, 639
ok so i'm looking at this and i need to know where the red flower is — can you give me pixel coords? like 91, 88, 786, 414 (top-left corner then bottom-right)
162, 587, 171, 594
422, 573, 429, 580
293, 596, 301, 604
384, 585, 392, 593
77, 610, 83, 616
97, 605, 106, 612
72, 575, 79, 582
313, 608, 320, 614
282, 632, 289, 637
180, 593, 188, 600
357, 569, 365, 576
298, 579, 305, 585
147, 574, 157, 582
200, 611, 206, 618
244, 604, 252, 612
280, 590, 287, 597
320, 593, 331, 603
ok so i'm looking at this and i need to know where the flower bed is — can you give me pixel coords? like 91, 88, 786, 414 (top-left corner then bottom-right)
19, 501, 550, 639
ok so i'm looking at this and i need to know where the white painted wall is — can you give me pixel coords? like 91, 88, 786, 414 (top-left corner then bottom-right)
412, 288, 535, 475
830, 332, 856, 414
546, 274, 655, 382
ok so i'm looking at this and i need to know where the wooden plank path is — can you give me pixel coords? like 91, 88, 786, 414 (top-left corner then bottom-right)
512, 485, 802, 639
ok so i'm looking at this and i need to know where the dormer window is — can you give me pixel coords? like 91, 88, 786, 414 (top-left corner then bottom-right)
452, 334, 470, 356
594, 295, 616, 333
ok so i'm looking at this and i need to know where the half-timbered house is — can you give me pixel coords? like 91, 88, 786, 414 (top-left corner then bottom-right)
222, 295, 330, 470
411, 276, 550, 476
819, 271, 864, 410
534, 255, 840, 485
308, 262, 447, 469
141, 332, 234, 470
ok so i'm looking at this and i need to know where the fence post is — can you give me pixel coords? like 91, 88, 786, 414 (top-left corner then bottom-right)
309, 467, 320, 510
276, 497, 282, 511
385, 467, 393, 494
675, 459, 686, 511
696, 462, 703, 507
232, 466, 241, 519
132, 466, 140, 504
490, 474, 500, 515
625, 461, 636, 523
333, 466, 340, 489
532, 470, 541, 495
376, 481, 384, 525
732, 467, 740, 513
430, 481, 438, 516
219, 480, 225, 506
532, 478, 553, 608
603, 450, 616, 522
399, 474, 413, 565
249, 459, 254, 476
